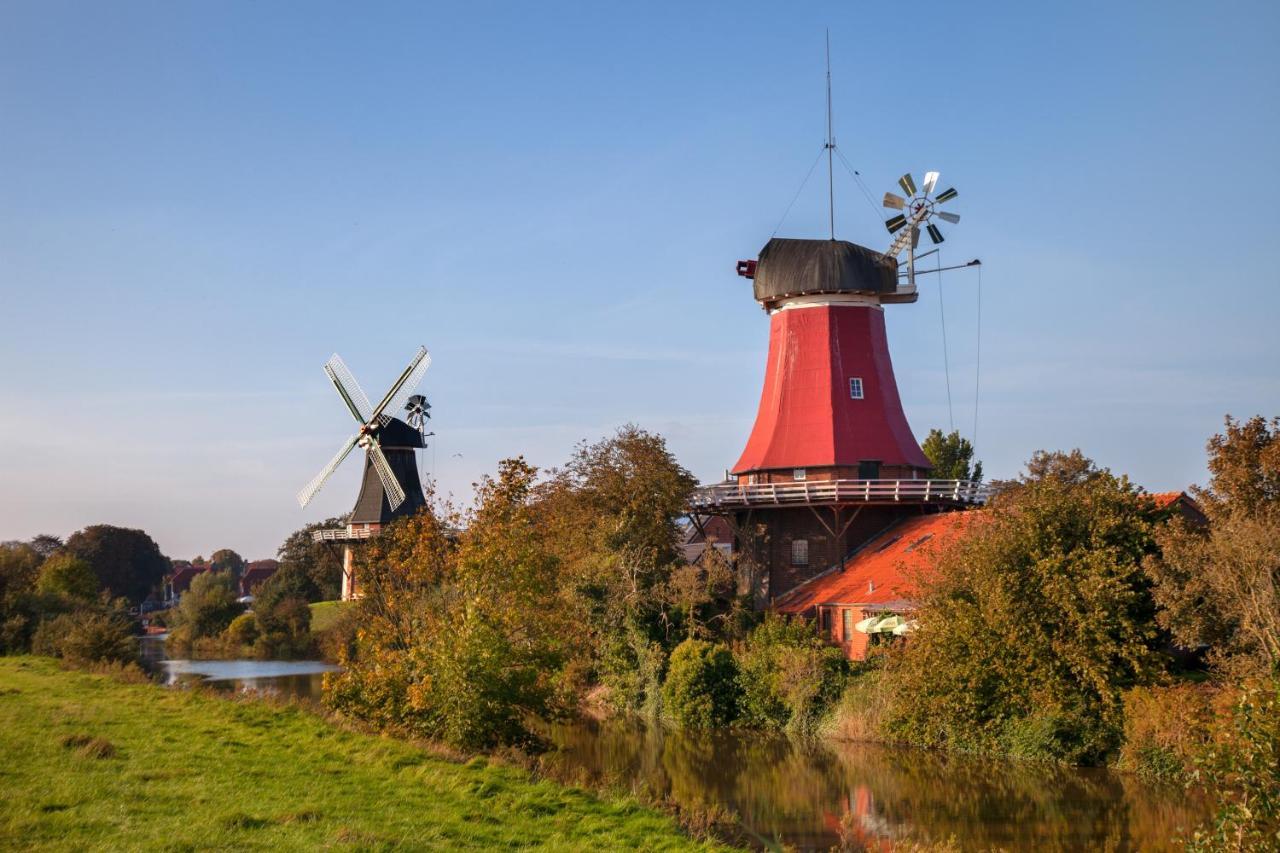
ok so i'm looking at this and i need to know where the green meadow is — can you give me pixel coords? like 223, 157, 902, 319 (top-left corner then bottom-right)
0, 657, 720, 851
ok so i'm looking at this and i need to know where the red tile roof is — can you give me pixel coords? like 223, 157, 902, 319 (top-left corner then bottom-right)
1149, 491, 1185, 509
774, 511, 981, 614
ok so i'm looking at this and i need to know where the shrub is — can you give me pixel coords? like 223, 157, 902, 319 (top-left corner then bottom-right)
1188, 677, 1280, 851
662, 638, 739, 728
225, 613, 258, 647
735, 614, 848, 733
32, 607, 137, 665
254, 596, 311, 659
1116, 683, 1215, 780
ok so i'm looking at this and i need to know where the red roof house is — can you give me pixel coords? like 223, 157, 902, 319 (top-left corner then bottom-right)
774, 512, 981, 660
239, 559, 280, 597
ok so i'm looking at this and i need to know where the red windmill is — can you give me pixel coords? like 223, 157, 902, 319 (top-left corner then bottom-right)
691, 171, 984, 605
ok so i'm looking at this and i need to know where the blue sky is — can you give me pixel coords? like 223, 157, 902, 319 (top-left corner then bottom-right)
2, 1, 1277, 560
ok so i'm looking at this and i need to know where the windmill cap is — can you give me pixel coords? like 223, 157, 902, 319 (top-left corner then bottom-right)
751, 238, 898, 307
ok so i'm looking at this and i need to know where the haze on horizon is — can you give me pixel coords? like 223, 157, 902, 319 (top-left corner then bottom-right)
2, 1, 1278, 561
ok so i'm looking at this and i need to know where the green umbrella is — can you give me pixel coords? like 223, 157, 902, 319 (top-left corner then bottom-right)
854, 615, 883, 634
871, 615, 905, 634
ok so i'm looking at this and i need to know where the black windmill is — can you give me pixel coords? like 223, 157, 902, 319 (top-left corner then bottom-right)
298, 346, 433, 525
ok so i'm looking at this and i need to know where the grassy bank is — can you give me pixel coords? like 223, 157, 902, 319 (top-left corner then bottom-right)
0, 657, 721, 850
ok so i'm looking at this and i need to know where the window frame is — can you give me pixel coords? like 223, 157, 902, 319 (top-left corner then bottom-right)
793, 468, 807, 481
849, 377, 864, 400
790, 538, 809, 567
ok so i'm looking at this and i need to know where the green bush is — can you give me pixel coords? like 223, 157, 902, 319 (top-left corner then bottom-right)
31, 607, 137, 666
174, 571, 241, 639
735, 614, 848, 733
225, 612, 258, 647
254, 596, 312, 659
662, 638, 739, 728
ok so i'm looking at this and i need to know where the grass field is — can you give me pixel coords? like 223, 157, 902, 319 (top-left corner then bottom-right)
0, 657, 720, 851
308, 599, 351, 634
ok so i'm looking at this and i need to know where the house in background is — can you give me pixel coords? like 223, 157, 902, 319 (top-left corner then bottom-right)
774, 512, 979, 660
239, 560, 279, 597
163, 562, 211, 604
773, 490, 1203, 661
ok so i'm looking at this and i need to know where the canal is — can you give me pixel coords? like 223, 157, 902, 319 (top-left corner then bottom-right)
141, 639, 1209, 850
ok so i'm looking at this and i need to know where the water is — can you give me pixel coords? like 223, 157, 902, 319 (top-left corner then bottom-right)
541, 718, 1209, 851
139, 636, 1209, 849
139, 635, 338, 701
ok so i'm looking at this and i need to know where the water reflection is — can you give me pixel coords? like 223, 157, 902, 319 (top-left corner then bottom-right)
542, 718, 1208, 851
140, 635, 338, 701
158, 659, 338, 701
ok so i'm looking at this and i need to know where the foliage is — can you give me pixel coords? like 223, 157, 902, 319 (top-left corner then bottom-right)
0, 542, 43, 651
1187, 677, 1280, 852
663, 545, 745, 641
922, 428, 983, 482
537, 426, 700, 712
35, 554, 98, 603
209, 548, 246, 577
30, 605, 137, 666
735, 614, 849, 733
173, 571, 241, 641
662, 639, 740, 728
885, 452, 1163, 764
1147, 415, 1280, 675
274, 518, 346, 603
0, 658, 714, 851
225, 612, 258, 647
1115, 683, 1216, 780
253, 597, 312, 659
64, 525, 169, 603
329, 460, 567, 750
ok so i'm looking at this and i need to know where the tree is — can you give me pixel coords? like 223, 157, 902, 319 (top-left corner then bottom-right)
28, 535, 63, 559
209, 549, 245, 578
64, 525, 169, 603
0, 542, 43, 652
328, 459, 567, 750
174, 571, 241, 639
36, 554, 98, 603
275, 519, 346, 602
1146, 415, 1280, 675
886, 452, 1163, 764
537, 425, 700, 713
921, 429, 983, 481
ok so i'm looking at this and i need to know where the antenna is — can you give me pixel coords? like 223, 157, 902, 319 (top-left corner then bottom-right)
825, 30, 835, 240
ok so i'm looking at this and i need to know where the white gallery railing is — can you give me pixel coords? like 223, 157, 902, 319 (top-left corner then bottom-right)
311, 526, 379, 542
690, 478, 988, 509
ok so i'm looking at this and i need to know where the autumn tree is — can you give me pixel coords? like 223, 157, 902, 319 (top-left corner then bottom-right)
922, 428, 983, 481
328, 460, 566, 749
1146, 415, 1280, 675
887, 452, 1163, 764
537, 425, 700, 715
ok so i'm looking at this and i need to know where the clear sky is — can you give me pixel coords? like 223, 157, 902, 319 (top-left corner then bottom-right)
2, 1, 1278, 560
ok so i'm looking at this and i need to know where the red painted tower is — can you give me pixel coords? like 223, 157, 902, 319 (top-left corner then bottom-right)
693, 237, 982, 605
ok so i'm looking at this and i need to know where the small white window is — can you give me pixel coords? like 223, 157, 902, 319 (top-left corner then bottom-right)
793, 468, 807, 481
791, 539, 809, 566
849, 377, 864, 399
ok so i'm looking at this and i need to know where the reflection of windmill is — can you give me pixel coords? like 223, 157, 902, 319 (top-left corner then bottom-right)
883, 171, 961, 290
300, 347, 432, 600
